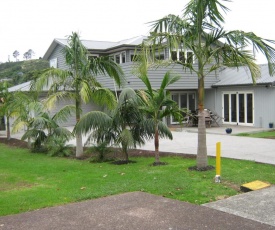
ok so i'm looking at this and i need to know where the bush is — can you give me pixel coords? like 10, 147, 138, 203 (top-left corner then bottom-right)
46, 136, 73, 157
85, 142, 113, 162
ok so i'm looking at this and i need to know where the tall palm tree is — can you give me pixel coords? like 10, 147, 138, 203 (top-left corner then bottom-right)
138, 0, 275, 169
74, 88, 147, 162
33, 32, 124, 158
137, 71, 184, 164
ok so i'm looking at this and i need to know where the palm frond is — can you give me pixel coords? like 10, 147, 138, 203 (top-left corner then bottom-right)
74, 111, 112, 135
90, 88, 117, 109
52, 127, 73, 141
52, 105, 76, 124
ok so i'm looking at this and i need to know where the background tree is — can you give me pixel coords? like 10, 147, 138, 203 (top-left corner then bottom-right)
13, 50, 20, 61
139, 0, 275, 169
33, 32, 124, 158
23, 49, 35, 60
27, 49, 35, 59
23, 52, 30, 60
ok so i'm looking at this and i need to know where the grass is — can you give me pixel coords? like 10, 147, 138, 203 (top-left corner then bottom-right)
1, 144, 275, 216
236, 130, 275, 138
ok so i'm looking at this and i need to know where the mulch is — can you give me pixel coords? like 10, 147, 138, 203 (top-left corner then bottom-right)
0, 137, 29, 149
0, 137, 197, 159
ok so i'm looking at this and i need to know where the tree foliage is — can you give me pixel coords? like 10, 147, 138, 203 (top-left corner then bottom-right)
75, 88, 147, 162
136, 0, 275, 169
33, 32, 125, 158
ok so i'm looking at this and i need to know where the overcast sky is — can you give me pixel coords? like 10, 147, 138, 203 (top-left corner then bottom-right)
1, 0, 274, 63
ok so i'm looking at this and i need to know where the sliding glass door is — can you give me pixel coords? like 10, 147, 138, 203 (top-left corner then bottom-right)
222, 92, 254, 125
171, 92, 196, 124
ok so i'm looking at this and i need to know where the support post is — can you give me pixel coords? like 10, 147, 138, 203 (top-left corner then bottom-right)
215, 142, 221, 183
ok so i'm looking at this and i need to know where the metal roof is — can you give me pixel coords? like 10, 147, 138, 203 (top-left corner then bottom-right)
8, 81, 31, 92
43, 35, 147, 60
213, 64, 275, 87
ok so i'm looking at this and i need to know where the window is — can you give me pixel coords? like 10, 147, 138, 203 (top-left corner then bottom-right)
222, 91, 254, 125
155, 53, 165, 60
113, 52, 126, 64
186, 51, 194, 64
87, 54, 99, 60
171, 51, 177, 61
49, 58, 57, 68
170, 49, 194, 64
171, 92, 196, 124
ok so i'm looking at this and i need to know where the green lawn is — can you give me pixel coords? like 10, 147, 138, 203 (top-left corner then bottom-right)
1, 144, 275, 216
236, 130, 275, 138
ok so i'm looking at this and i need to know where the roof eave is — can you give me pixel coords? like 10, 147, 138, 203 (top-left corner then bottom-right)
43, 39, 66, 60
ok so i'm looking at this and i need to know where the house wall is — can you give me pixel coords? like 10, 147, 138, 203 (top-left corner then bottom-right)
48, 44, 68, 70
96, 62, 218, 91
49, 98, 100, 127
204, 89, 217, 112
214, 85, 275, 128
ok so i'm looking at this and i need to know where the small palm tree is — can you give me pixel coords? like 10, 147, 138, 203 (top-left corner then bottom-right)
33, 32, 124, 158
12, 92, 73, 150
75, 88, 147, 163
137, 71, 184, 165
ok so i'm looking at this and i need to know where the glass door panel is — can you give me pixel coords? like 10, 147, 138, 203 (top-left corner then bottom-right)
231, 94, 237, 122
171, 94, 179, 123
247, 93, 253, 123
223, 94, 229, 122
239, 94, 245, 123
188, 93, 196, 112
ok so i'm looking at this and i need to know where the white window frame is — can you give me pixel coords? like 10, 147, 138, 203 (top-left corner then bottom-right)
170, 91, 196, 124
87, 54, 99, 60
113, 52, 126, 64
169, 49, 194, 64
222, 91, 254, 126
49, 58, 57, 68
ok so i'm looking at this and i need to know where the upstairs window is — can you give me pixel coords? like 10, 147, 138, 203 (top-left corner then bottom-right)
114, 52, 126, 64
87, 54, 99, 60
170, 49, 194, 64
49, 58, 57, 68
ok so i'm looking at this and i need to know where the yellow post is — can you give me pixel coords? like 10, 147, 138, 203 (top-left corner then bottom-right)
215, 142, 221, 183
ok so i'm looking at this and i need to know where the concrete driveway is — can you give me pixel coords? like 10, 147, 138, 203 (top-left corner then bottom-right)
138, 126, 275, 165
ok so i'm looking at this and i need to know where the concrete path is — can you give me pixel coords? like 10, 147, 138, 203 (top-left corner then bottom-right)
203, 186, 275, 227
0, 192, 274, 230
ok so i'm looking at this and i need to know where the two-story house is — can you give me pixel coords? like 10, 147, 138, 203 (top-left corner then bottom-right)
9, 35, 275, 128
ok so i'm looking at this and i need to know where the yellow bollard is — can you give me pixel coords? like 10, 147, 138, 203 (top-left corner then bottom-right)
215, 142, 221, 183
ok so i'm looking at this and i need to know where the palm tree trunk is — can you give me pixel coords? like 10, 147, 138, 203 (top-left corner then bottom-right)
154, 125, 160, 163
75, 90, 83, 158
27, 127, 31, 148
196, 76, 208, 168
122, 144, 129, 162
6, 116, 11, 141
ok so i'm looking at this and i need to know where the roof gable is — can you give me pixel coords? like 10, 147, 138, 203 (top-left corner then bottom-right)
43, 35, 147, 60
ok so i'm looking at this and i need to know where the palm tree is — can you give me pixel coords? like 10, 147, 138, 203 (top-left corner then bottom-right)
12, 91, 74, 149
0, 82, 19, 140
137, 71, 184, 165
74, 88, 147, 162
138, 0, 275, 169
33, 32, 124, 158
